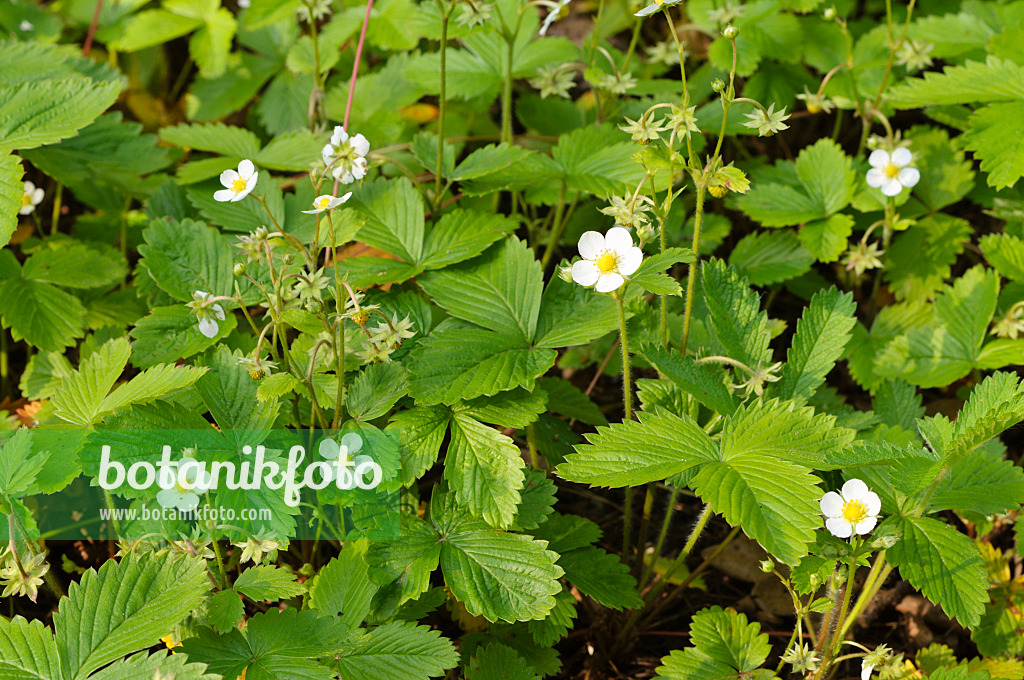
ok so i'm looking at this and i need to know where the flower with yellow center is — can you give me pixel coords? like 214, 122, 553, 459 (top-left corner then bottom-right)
865, 147, 919, 197
819, 478, 881, 539
571, 226, 644, 293
322, 126, 370, 184
302, 192, 352, 214
635, 0, 680, 16
214, 159, 258, 202
156, 456, 212, 511
20, 181, 43, 215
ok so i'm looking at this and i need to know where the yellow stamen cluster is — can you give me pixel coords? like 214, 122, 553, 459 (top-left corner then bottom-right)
595, 251, 618, 274
842, 499, 868, 524
884, 163, 900, 179
232, 178, 248, 193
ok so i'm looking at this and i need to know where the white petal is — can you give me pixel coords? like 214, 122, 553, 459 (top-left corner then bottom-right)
196, 290, 210, 299
898, 166, 920, 188
605, 226, 634, 254
178, 492, 200, 511
219, 169, 239, 189
156, 489, 178, 509
867, 149, 890, 169
571, 259, 600, 287
198, 318, 219, 338
890, 147, 912, 167
820, 491, 845, 518
319, 438, 341, 460
331, 126, 348, 145
238, 159, 256, 179
302, 208, 325, 214
863, 490, 881, 516
841, 478, 871, 502
862, 663, 875, 680
31, 188, 44, 204
213, 189, 235, 202
618, 246, 644, 276
853, 516, 877, 535
23, 181, 35, 193
351, 159, 368, 179
865, 168, 885, 188
244, 171, 259, 193
19, 204, 34, 215
635, 3, 660, 15
339, 192, 353, 203
213, 303, 226, 321
322, 144, 336, 165
595, 272, 625, 292
341, 432, 363, 453
881, 178, 903, 196
351, 134, 370, 157
826, 516, 853, 538
577, 231, 605, 259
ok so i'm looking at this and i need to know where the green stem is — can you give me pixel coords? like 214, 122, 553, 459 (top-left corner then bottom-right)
526, 424, 541, 470
50, 183, 63, 236
639, 486, 678, 589
679, 183, 705, 355
0, 327, 7, 397
839, 551, 890, 639
434, 0, 456, 208
501, 37, 515, 144
634, 485, 655, 578
539, 180, 568, 270
616, 292, 634, 562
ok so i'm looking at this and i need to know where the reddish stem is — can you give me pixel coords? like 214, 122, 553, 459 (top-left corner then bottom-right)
83, 0, 104, 57
333, 0, 375, 198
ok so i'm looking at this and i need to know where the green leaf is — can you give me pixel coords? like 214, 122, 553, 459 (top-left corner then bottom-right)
206, 590, 244, 633
160, 122, 261, 158
887, 57, 1024, 107
420, 209, 518, 270
906, 125, 975, 212
888, 516, 987, 628
0, 277, 87, 352
104, 9, 204, 51
981, 233, 1024, 280
445, 412, 526, 528
702, 259, 772, 369
691, 454, 821, 565
419, 237, 542, 343
457, 388, 548, 429
129, 305, 237, 369
388, 405, 450, 485
0, 77, 122, 150
655, 607, 772, 680
51, 337, 206, 426
0, 151, 23, 248
885, 216, 972, 303
0, 429, 47, 499
641, 343, 739, 416
512, 470, 557, 531
195, 347, 280, 437
557, 409, 718, 487
181, 608, 352, 680
872, 380, 924, 431
794, 138, 857, 217
946, 371, 1024, 462
775, 287, 857, 401
929, 450, 1024, 515
88, 651, 220, 680
189, 8, 237, 79
233, 565, 305, 601
347, 362, 408, 421
533, 275, 620, 349
54, 552, 210, 680
352, 177, 424, 264
453, 143, 536, 182
309, 542, 378, 627
556, 546, 642, 610
629, 247, 695, 296
798, 214, 853, 263
720, 398, 855, 468
0, 616, 63, 680
138, 218, 240, 302
526, 590, 577, 646
18, 351, 73, 400
536, 377, 607, 426
465, 642, 539, 680
961, 102, 1024, 189
438, 515, 563, 622
255, 130, 324, 172
407, 328, 555, 405
552, 124, 644, 196
21, 242, 126, 290
336, 621, 459, 680
728, 231, 814, 286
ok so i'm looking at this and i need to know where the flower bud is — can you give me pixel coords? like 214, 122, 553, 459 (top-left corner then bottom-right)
711, 78, 726, 93
233, 262, 247, 277
283, 253, 295, 265
723, 24, 739, 39
708, 185, 727, 198
823, 6, 836, 19
305, 299, 322, 314
558, 265, 574, 283
759, 559, 775, 573
636, 223, 657, 246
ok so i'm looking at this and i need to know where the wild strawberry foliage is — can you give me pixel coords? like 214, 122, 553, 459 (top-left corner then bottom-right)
0, 0, 1023, 678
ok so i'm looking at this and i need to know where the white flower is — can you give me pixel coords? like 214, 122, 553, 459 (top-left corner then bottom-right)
238, 0, 250, 7
635, 0, 681, 17
20, 181, 43, 215
571, 226, 644, 293
539, 0, 570, 35
318, 432, 363, 460
302, 192, 352, 214
214, 159, 258, 202
862, 661, 874, 680
322, 126, 370, 185
157, 457, 212, 511
18, 20, 33, 31
190, 290, 226, 338
820, 478, 881, 539
865, 147, 919, 197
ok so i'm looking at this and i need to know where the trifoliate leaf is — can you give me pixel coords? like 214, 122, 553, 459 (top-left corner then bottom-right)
775, 287, 857, 401
655, 606, 773, 680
